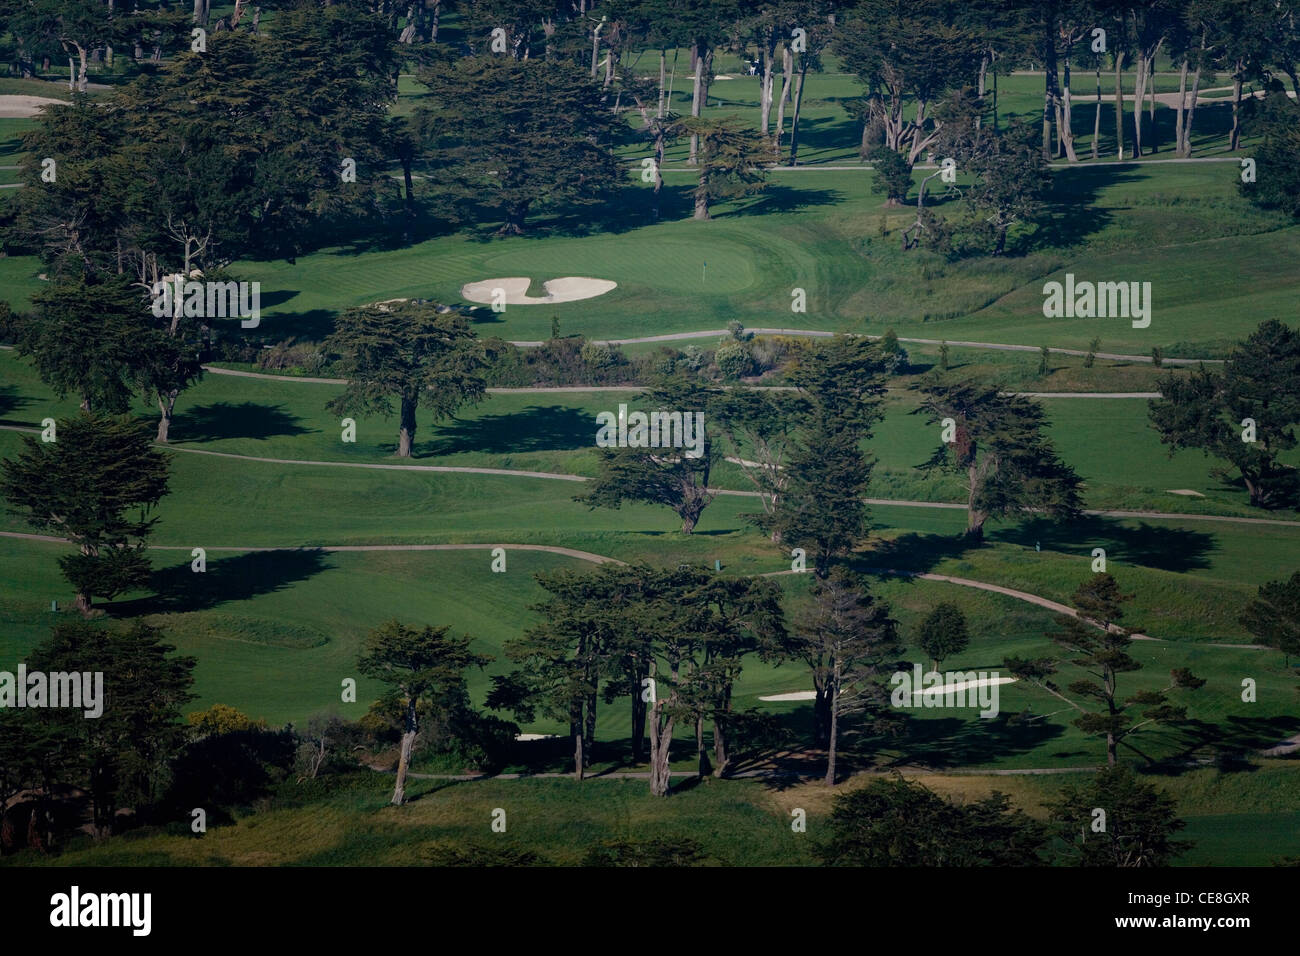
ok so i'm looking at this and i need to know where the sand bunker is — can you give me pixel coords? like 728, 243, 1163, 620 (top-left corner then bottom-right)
514, 733, 556, 741
760, 676, 1017, 703
0, 95, 67, 118
460, 276, 617, 305
1167, 489, 1205, 497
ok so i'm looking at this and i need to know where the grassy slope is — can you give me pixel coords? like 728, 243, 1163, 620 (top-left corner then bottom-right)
11, 762, 1296, 867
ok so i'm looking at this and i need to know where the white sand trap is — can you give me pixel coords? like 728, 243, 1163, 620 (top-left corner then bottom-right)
760, 676, 1017, 702
1167, 489, 1205, 497
920, 676, 1017, 695
460, 276, 617, 305
0, 95, 67, 118
514, 733, 557, 741
759, 691, 818, 702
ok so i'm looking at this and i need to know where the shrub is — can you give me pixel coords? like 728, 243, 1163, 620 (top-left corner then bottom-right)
715, 341, 755, 380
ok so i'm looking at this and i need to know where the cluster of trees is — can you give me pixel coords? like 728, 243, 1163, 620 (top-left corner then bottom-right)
0, 617, 196, 849
1149, 319, 1300, 510
362, 562, 1215, 805
11, 0, 1295, 252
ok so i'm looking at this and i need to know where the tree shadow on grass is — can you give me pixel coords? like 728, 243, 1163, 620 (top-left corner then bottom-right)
1032, 165, 1144, 251
990, 515, 1215, 574
422, 405, 593, 455
725, 183, 842, 217
171, 402, 315, 443
0, 384, 35, 427
110, 548, 333, 616
872, 711, 1067, 770
1149, 715, 1300, 768
853, 531, 976, 576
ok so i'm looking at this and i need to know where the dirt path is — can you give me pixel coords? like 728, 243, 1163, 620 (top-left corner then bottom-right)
504, 329, 1222, 365
200, 367, 1158, 397
2, 423, 1295, 527
2, 529, 1267, 651
0, 94, 67, 118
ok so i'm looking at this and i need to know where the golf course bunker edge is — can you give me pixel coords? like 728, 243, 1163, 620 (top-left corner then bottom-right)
461, 276, 618, 305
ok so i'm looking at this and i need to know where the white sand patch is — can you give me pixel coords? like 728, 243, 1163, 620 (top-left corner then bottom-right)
0, 95, 67, 118
920, 676, 1017, 695
460, 276, 617, 305
760, 676, 1017, 702
1167, 489, 1205, 497
514, 733, 556, 741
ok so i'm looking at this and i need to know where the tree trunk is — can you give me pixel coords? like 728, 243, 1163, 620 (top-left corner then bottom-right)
977, 53, 988, 129
812, 685, 831, 748
774, 45, 793, 159
1173, 59, 1187, 158
572, 702, 584, 780
1132, 54, 1146, 156
1229, 67, 1243, 151
397, 396, 417, 457
658, 49, 666, 118
788, 56, 809, 165
391, 697, 417, 805
824, 687, 838, 785
647, 665, 674, 796
156, 393, 176, 443
689, 41, 704, 165
759, 32, 774, 136
1147, 58, 1157, 152
584, 685, 597, 768
75, 589, 93, 617
967, 463, 987, 539
1114, 52, 1125, 159
1042, 27, 1057, 160
631, 686, 647, 763
712, 717, 728, 777
695, 715, 710, 777
1182, 64, 1202, 156
1059, 53, 1077, 161
1092, 66, 1101, 159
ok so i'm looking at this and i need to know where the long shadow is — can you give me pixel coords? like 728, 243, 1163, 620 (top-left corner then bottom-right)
1033, 165, 1143, 250
422, 405, 594, 456
990, 515, 1215, 574
724, 183, 842, 217
786, 113, 860, 157
1158, 715, 1300, 765
171, 402, 315, 443
872, 711, 1067, 770
212, 308, 337, 345
0, 384, 34, 426
853, 531, 976, 576
111, 548, 333, 616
